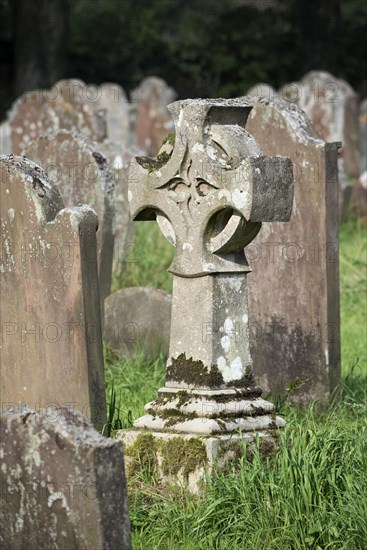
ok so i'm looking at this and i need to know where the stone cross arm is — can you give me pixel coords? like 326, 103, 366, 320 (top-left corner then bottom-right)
128, 99, 294, 277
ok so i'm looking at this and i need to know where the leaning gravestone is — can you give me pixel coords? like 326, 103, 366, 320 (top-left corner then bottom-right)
243, 96, 341, 405
0, 155, 106, 428
0, 407, 131, 550
104, 287, 172, 358
117, 98, 294, 492
24, 130, 115, 304
131, 76, 176, 155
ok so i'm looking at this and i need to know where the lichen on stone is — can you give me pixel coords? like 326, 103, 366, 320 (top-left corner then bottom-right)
162, 131, 175, 147
136, 150, 172, 173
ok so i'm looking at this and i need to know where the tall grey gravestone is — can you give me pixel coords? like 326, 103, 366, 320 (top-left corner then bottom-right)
117, 99, 294, 492
0, 407, 131, 550
0, 155, 106, 429
243, 97, 341, 405
24, 130, 115, 304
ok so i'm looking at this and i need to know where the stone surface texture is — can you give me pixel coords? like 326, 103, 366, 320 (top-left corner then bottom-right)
24, 130, 115, 304
242, 96, 341, 405
104, 287, 171, 358
131, 76, 176, 155
0, 407, 131, 550
0, 155, 106, 428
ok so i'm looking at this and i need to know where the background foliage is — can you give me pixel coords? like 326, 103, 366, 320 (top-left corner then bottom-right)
1, 0, 367, 118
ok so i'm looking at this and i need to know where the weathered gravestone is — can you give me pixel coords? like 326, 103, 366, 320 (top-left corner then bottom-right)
9, 90, 57, 155
242, 96, 341, 405
47, 79, 107, 143
9, 80, 107, 155
280, 71, 360, 215
0, 407, 131, 550
98, 83, 131, 147
116, 98, 294, 492
131, 77, 176, 156
24, 130, 115, 304
104, 287, 171, 358
0, 155, 106, 428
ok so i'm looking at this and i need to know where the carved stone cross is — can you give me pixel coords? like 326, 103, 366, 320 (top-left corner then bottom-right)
127, 99, 294, 438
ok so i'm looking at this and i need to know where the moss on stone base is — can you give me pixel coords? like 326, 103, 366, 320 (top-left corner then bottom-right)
160, 437, 207, 478
166, 353, 224, 388
125, 433, 207, 482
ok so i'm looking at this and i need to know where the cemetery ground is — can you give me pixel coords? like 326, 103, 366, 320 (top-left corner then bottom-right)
105, 220, 367, 550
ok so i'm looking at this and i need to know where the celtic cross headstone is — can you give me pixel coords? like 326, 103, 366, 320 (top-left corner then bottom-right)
118, 99, 294, 489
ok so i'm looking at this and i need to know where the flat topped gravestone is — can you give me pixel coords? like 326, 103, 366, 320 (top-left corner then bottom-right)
0, 155, 106, 429
117, 98, 294, 491
24, 130, 115, 304
0, 407, 131, 550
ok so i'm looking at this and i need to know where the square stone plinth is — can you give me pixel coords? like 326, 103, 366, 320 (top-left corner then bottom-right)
115, 429, 278, 494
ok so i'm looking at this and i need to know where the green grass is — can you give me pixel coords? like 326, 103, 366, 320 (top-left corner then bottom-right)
104, 220, 367, 550
339, 222, 367, 378
111, 221, 174, 294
